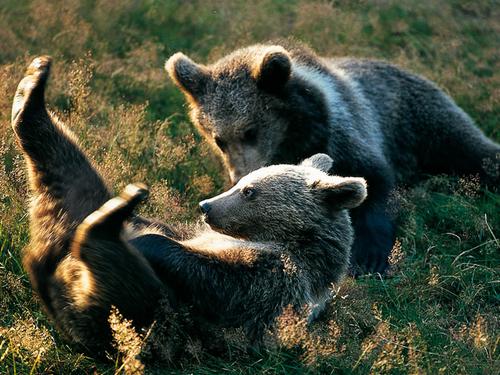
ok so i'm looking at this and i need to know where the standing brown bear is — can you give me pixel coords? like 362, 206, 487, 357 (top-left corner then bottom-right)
166, 41, 500, 274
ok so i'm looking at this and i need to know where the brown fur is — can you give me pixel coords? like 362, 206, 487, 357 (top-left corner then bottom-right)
13, 57, 165, 352
165, 41, 500, 274
13, 57, 365, 353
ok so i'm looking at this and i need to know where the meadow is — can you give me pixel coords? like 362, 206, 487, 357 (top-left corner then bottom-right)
0, 0, 499, 373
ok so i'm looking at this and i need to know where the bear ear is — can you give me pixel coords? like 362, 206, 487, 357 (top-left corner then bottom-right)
312, 177, 367, 210
165, 52, 210, 101
301, 153, 333, 173
253, 46, 292, 93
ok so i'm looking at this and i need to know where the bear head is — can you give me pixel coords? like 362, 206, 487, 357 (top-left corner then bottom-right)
166, 45, 327, 183
198, 154, 367, 242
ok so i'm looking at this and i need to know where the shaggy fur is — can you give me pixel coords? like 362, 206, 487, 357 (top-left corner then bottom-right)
13, 57, 365, 352
166, 41, 500, 274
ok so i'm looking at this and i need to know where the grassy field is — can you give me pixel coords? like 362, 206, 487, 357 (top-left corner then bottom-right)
0, 0, 499, 373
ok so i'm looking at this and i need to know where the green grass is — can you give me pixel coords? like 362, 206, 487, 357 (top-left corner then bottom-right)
0, 0, 499, 373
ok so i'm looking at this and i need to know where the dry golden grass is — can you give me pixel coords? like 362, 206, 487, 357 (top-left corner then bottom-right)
0, 0, 499, 373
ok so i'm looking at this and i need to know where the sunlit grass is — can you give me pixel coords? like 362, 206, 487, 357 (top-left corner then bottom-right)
0, 0, 499, 373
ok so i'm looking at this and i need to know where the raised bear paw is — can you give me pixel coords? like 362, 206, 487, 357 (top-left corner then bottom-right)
12, 56, 52, 128
72, 183, 149, 255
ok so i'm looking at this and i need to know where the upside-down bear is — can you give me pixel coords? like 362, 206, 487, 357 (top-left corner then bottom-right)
13, 57, 365, 352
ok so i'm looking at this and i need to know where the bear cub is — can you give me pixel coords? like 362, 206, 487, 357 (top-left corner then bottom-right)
12, 57, 365, 352
166, 40, 500, 274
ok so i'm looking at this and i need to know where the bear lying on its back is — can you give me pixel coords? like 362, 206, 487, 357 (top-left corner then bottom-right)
166, 41, 500, 274
12, 57, 366, 353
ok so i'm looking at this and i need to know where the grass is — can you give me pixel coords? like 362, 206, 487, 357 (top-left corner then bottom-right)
0, 0, 499, 373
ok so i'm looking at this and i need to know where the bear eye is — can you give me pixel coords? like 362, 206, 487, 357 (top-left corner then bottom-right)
241, 186, 256, 199
214, 136, 227, 152
242, 128, 258, 144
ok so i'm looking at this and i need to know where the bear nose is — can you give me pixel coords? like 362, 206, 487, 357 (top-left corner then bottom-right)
199, 201, 211, 214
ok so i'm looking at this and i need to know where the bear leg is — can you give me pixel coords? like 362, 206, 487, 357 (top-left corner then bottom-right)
349, 200, 396, 275
11, 56, 110, 224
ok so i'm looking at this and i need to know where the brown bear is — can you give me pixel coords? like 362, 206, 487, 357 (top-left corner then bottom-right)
13, 57, 365, 353
165, 41, 500, 274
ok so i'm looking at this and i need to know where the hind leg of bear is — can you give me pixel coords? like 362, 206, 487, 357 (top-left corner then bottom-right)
349, 200, 396, 275
12, 58, 163, 352
13, 57, 114, 328
12, 56, 110, 224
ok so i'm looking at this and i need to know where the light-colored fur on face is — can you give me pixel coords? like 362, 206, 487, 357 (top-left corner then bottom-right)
166, 45, 296, 182
199, 153, 367, 242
